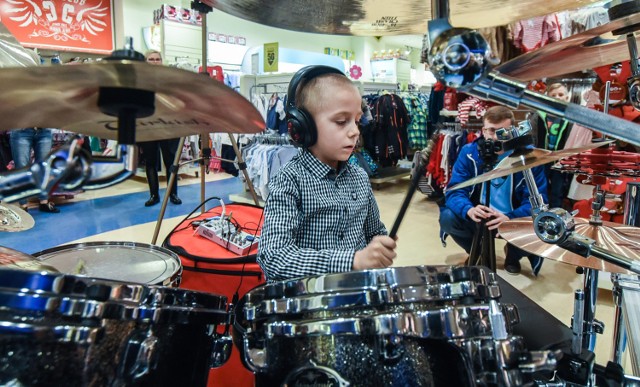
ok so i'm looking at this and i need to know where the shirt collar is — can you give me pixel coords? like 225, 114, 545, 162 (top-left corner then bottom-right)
300, 149, 349, 179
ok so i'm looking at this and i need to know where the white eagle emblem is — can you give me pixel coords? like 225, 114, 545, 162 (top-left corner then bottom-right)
5, 0, 109, 42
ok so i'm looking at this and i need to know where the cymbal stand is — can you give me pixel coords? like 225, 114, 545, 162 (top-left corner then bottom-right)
517, 151, 608, 353
611, 181, 640, 368
468, 147, 497, 271
192, 1, 261, 214
151, 136, 186, 245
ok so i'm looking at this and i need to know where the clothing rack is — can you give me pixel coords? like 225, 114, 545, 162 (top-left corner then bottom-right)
173, 56, 201, 64
248, 131, 291, 146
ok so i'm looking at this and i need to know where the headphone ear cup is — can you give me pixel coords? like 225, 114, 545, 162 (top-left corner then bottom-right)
287, 107, 317, 147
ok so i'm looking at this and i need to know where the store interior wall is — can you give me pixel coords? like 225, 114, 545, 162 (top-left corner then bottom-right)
116, 0, 428, 82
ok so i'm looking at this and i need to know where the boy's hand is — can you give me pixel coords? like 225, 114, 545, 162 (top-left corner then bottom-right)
353, 235, 397, 271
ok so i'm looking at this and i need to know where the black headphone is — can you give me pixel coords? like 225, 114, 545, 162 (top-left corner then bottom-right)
286, 65, 345, 148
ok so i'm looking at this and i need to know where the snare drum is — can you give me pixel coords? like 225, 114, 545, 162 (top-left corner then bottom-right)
235, 265, 536, 386
32, 241, 182, 286
0, 267, 231, 387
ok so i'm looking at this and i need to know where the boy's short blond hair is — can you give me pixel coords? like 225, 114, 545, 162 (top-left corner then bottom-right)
296, 73, 359, 116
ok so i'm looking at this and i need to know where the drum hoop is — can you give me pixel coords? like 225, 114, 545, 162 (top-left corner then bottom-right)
0, 268, 227, 322
246, 280, 498, 317
251, 266, 490, 299
260, 304, 519, 339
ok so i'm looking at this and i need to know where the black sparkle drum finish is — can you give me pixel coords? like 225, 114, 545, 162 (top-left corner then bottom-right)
235, 266, 558, 387
32, 242, 183, 287
0, 267, 232, 387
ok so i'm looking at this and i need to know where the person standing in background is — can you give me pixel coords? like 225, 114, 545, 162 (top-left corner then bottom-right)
139, 50, 182, 207
9, 127, 59, 212
529, 83, 573, 209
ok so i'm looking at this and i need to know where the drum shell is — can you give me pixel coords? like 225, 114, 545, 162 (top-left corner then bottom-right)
0, 268, 229, 387
0, 318, 214, 387
254, 334, 471, 387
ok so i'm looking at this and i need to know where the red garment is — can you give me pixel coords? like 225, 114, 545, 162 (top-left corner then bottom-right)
512, 15, 561, 53
426, 134, 445, 186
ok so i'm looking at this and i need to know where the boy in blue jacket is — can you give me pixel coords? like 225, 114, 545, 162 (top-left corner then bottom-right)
439, 105, 547, 276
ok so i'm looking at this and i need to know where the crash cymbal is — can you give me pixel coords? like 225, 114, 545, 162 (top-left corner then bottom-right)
499, 217, 640, 274
206, 0, 599, 35
0, 23, 39, 67
0, 202, 34, 232
0, 245, 59, 272
496, 10, 640, 81
448, 141, 612, 191
0, 61, 265, 142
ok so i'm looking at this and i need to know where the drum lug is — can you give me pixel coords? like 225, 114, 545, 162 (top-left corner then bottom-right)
378, 334, 404, 363
243, 336, 268, 373
119, 330, 159, 382
210, 334, 233, 368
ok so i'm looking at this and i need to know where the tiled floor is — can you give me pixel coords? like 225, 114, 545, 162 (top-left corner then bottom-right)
1, 170, 635, 375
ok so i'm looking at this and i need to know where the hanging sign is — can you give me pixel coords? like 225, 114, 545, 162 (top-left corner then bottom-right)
0, 0, 115, 54
264, 42, 279, 72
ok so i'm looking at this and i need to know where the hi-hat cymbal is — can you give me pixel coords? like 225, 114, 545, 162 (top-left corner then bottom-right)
207, 0, 600, 35
496, 11, 640, 81
0, 202, 34, 232
448, 141, 612, 191
498, 217, 640, 274
0, 61, 265, 142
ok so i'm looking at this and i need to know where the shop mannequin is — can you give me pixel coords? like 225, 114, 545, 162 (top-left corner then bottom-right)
139, 50, 182, 207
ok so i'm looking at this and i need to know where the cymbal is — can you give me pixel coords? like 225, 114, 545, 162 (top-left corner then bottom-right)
0, 23, 39, 67
0, 245, 59, 272
496, 11, 640, 81
448, 141, 612, 191
207, 0, 600, 35
498, 217, 640, 274
0, 61, 265, 142
0, 202, 34, 232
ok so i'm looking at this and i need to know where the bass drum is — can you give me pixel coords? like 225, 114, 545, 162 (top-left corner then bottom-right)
234, 265, 537, 387
0, 267, 231, 387
31, 241, 182, 286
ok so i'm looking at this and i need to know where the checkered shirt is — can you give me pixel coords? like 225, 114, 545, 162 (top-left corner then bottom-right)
257, 149, 387, 282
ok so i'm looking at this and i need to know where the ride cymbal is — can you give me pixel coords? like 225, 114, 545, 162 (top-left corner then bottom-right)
496, 11, 640, 81
0, 61, 265, 142
498, 217, 640, 274
206, 0, 600, 35
448, 142, 612, 191
0, 202, 34, 232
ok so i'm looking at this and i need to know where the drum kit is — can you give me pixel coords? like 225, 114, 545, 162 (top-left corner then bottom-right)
2, 0, 640, 385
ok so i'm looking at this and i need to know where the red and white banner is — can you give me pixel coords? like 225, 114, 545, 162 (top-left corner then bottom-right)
0, 0, 114, 54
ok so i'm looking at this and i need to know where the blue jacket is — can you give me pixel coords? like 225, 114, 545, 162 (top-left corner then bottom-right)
444, 140, 548, 220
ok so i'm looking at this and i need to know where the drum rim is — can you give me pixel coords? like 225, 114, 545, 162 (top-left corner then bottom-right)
256, 303, 519, 339
245, 280, 501, 318
31, 241, 182, 286
0, 267, 228, 320
250, 266, 490, 300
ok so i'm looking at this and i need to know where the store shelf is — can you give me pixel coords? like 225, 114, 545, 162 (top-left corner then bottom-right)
229, 192, 264, 207
370, 166, 411, 189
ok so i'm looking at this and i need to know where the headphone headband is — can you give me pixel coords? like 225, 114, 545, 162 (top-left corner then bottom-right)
286, 65, 344, 110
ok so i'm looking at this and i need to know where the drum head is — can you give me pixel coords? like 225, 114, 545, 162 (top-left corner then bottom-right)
32, 242, 181, 285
